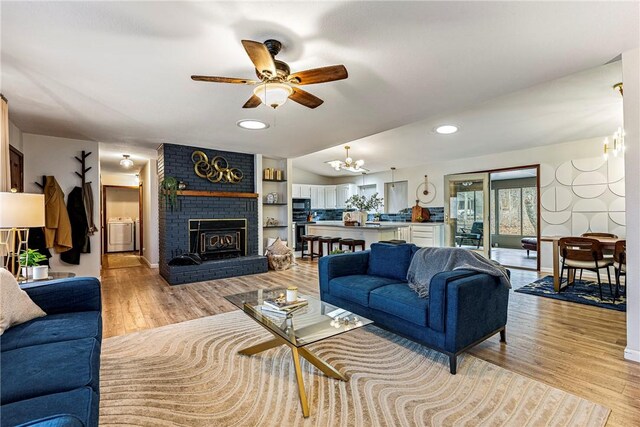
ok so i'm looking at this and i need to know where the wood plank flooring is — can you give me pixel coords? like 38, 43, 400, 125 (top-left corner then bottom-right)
100, 260, 640, 426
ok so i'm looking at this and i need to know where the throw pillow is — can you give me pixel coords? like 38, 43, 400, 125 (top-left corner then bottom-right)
367, 243, 414, 281
267, 237, 292, 256
0, 268, 46, 335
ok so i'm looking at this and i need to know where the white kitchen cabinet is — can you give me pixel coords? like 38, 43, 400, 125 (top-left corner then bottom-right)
324, 186, 337, 209
410, 224, 444, 247
299, 184, 311, 199
310, 185, 326, 209
292, 184, 301, 198
397, 226, 411, 242
336, 184, 357, 209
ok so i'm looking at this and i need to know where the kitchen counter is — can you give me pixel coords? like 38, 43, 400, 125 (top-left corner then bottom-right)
310, 223, 406, 230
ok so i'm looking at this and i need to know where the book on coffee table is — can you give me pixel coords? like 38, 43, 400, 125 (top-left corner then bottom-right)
263, 297, 308, 313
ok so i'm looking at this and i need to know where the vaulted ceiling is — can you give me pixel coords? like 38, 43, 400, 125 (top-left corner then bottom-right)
1, 2, 638, 163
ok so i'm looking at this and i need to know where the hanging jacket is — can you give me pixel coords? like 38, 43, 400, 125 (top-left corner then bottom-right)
83, 183, 97, 235
61, 186, 90, 265
44, 176, 72, 253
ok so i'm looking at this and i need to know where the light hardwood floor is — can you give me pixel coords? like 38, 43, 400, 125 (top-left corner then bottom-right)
101, 260, 639, 426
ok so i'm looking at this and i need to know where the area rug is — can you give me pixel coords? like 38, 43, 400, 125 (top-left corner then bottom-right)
100, 311, 610, 426
515, 275, 625, 312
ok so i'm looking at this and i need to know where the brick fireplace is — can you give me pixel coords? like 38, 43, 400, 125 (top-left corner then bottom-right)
158, 143, 267, 285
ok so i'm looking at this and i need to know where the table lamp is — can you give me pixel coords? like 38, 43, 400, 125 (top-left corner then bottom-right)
0, 192, 46, 277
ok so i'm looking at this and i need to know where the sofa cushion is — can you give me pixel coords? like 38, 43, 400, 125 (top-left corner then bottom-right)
17, 415, 85, 427
370, 283, 429, 326
1, 338, 100, 405
1, 387, 98, 427
367, 243, 414, 281
329, 275, 402, 307
0, 311, 101, 352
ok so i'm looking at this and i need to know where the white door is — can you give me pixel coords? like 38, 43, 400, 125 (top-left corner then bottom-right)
325, 186, 337, 209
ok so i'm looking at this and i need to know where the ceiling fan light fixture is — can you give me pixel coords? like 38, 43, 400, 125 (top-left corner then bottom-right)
236, 119, 269, 130
120, 154, 134, 168
435, 124, 459, 135
253, 82, 293, 109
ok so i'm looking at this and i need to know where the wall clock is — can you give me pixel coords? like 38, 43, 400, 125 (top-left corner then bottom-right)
416, 175, 436, 205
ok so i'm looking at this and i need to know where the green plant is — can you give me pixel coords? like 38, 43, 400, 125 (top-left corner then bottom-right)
19, 249, 47, 267
160, 176, 179, 210
329, 249, 346, 255
345, 192, 384, 212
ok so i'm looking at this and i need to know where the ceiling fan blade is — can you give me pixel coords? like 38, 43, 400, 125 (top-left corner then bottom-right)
241, 40, 276, 78
191, 75, 257, 84
289, 88, 324, 109
242, 94, 262, 108
288, 65, 348, 85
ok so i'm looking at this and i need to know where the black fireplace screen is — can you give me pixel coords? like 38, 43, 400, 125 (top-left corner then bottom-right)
189, 219, 247, 260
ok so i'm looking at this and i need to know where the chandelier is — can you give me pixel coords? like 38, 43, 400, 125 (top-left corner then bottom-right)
326, 146, 368, 173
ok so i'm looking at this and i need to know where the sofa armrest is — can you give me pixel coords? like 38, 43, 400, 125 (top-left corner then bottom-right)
442, 272, 509, 353
22, 277, 102, 314
428, 270, 480, 332
318, 251, 370, 296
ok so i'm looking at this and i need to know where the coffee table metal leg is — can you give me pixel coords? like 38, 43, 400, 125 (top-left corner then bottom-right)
238, 337, 285, 356
291, 347, 310, 418
298, 347, 347, 381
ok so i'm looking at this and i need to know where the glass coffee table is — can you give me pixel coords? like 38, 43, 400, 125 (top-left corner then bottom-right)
225, 289, 373, 418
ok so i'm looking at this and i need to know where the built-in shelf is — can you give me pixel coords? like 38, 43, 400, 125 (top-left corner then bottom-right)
263, 179, 287, 183
263, 225, 288, 229
263, 202, 288, 206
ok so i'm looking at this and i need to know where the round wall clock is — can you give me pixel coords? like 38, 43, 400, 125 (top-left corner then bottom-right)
266, 193, 275, 204
416, 175, 437, 205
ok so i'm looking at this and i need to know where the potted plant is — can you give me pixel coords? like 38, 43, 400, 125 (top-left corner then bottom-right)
345, 193, 384, 225
19, 249, 48, 280
160, 176, 179, 210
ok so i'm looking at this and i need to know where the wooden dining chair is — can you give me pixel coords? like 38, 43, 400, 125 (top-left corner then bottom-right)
559, 237, 614, 301
578, 233, 617, 280
613, 240, 626, 301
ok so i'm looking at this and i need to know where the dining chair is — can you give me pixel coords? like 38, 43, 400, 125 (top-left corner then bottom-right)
578, 233, 617, 280
613, 240, 626, 301
559, 237, 614, 301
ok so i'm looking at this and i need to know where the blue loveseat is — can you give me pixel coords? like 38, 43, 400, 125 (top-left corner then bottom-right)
0, 277, 102, 427
319, 243, 509, 374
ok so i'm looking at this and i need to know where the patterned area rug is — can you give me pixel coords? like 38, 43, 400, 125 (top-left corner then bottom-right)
516, 275, 626, 312
100, 311, 609, 426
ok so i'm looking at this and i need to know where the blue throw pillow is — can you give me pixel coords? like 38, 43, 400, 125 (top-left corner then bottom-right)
367, 243, 414, 282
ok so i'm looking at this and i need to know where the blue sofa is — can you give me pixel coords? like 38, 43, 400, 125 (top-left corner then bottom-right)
0, 277, 102, 427
319, 243, 509, 374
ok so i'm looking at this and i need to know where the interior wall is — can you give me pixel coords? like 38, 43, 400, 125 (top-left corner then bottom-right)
105, 187, 139, 219
8, 120, 23, 152
292, 167, 334, 185
22, 133, 101, 278
331, 136, 623, 271
623, 48, 639, 363
140, 160, 159, 267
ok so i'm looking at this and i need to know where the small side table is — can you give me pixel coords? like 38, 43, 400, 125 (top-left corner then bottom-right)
19, 272, 76, 285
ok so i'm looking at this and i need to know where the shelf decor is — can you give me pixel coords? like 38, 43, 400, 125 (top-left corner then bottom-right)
192, 150, 243, 184
263, 168, 285, 181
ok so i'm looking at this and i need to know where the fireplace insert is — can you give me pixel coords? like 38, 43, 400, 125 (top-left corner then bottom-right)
189, 219, 247, 260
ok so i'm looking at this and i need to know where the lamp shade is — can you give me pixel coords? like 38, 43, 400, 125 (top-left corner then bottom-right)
0, 192, 45, 228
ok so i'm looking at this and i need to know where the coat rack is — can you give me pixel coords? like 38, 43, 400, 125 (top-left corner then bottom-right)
74, 151, 92, 187
34, 176, 46, 191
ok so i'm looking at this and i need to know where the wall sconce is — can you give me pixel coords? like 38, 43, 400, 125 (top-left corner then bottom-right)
603, 127, 625, 159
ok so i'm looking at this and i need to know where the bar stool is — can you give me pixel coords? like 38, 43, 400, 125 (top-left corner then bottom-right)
378, 239, 406, 245
318, 236, 340, 256
301, 235, 320, 260
339, 238, 366, 252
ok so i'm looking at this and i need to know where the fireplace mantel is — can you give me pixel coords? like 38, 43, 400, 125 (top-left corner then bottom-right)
166, 190, 259, 198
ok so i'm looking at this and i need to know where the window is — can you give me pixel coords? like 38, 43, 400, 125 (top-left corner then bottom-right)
384, 181, 408, 213
457, 190, 483, 232
495, 186, 537, 236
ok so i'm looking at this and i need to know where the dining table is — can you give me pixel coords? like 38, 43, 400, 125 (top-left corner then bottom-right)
540, 235, 622, 292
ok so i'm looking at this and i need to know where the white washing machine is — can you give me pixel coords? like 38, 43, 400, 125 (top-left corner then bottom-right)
107, 217, 134, 252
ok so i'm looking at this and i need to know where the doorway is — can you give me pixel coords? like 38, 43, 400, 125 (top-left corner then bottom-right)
102, 185, 143, 269
489, 167, 540, 271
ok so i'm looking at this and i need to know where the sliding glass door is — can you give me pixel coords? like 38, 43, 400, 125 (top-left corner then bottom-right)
444, 173, 490, 258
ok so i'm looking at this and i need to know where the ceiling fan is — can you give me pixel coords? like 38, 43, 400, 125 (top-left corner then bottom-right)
191, 39, 348, 110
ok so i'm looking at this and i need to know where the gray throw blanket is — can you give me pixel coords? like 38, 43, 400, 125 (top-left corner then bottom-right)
406, 247, 511, 298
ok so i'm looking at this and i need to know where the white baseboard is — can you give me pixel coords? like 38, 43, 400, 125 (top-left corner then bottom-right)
624, 347, 640, 363
142, 257, 159, 268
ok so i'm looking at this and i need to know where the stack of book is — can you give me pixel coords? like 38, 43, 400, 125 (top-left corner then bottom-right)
261, 297, 308, 316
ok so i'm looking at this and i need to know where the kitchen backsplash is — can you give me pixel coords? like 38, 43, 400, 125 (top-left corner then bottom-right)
311, 206, 444, 222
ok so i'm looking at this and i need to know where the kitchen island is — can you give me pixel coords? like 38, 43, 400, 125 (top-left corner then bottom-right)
307, 222, 409, 249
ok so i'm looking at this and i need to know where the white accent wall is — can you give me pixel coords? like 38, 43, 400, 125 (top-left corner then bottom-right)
23, 133, 101, 277
140, 159, 159, 268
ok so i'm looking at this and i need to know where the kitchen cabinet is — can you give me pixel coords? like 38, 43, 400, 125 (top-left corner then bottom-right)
292, 184, 311, 199
324, 186, 337, 209
310, 185, 326, 209
410, 224, 444, 247
336, 184, 357, 209
292, 184, 301, 198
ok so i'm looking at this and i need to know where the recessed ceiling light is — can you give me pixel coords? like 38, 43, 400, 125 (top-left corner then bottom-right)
435, 125, 458, 135
237, 119, 269, 130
